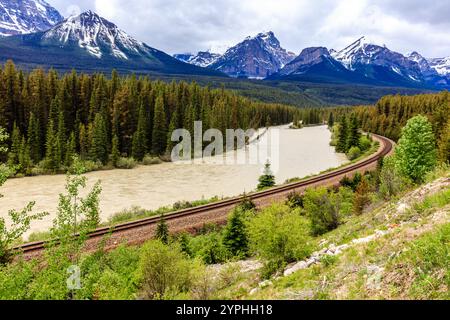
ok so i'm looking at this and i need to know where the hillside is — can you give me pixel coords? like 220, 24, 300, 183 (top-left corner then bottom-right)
209, 174, 450, 300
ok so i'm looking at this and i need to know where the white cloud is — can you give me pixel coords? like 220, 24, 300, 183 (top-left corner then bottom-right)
48, 0, 450, 58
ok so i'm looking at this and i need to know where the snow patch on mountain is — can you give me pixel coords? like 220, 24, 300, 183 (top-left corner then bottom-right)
42, 10, 151, 60
429, 56, 450, 76
0, 0, 63, 36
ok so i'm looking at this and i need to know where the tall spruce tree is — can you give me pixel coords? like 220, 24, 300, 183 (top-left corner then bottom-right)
152, 95, 167, 155
90, 113, 109, 164
346, 114, 361, 150
27, 112, 41, 164
336, 115, 348, 153
131, 104, 147, 161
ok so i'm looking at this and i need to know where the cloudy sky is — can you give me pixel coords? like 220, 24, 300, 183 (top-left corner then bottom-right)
48, 0, 450, 58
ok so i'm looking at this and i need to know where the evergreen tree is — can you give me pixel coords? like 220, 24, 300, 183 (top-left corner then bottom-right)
156, 215, 169, 244
90, 113, 109, 164
131, 104, 147, 161
257, 161, 276, 191
328, 112, 334, 128
79, 123, 88, 160
223, 209, 249, 257
346, 114, 361, 150
394, 115, 437, 182
152, 95, 167, 155
336, 115, 348, 153
65, 132, 76, 167
45, 120, 59, 170
27, 112, 41, 164
111, 134, 120, 167
8, 123, 21, 166
56, 111, 66, 165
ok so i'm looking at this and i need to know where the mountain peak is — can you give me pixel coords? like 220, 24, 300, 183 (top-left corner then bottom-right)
209, 31, 295, 78
0, 0, 63, 36
42, 11, 146, 60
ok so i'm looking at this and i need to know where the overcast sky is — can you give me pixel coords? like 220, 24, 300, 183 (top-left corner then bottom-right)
48, 0, 450, 58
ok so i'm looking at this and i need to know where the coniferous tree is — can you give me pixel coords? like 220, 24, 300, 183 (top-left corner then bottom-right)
56, 111, 66, 165
152, 95, 167, 155
65, 132, 76, 167
156, 215, 169, 244
90, 113, 108, 164
336, 115, 348, 153
346, 114, 361, 150
111, 134, 120, 167
8, 123, 21, 166
27, 112, 41, 164
45, 119, 58, 170
328, 112, 334, 128
223, 209, 249, 257
79, 123, 88, 160
257, 161, 276, 191
131, 104, 147, 161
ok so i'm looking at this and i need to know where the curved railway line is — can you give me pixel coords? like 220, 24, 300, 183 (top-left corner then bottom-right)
14, 133, 394, 259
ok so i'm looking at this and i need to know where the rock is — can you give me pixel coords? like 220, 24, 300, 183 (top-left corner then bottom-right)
397, 202, 409, 213
249, 288, 259, 295
284, 261, 308, 276
259, 280, 272, 288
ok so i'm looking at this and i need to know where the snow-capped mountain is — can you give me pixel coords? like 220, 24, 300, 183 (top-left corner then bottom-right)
0, 10, 225, 76
0, 0, 63, 36
209, 31, 296, 78
41, 10, 154, 60
270, 46, 374, 84
429, 56, 450, 77
331, 36, 424, 84
174, 50, 221, 67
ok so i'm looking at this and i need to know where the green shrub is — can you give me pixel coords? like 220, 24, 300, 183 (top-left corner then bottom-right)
304, 187, 343, 236
137, 240, 202, 300
260, 259, 285, 280
359, 135, 372, 152
142, 155, 162, 166
247, 204, 313, 263
189, 232, 229, 264
116, 157, 138, 169
347, 146, 361, 160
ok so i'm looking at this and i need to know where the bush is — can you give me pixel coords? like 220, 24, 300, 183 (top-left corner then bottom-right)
379, 156, 410, 199
347, 146, 361, 160
303, 187, 343, 236
359, 135, 372, 152
247, 204, 313, 264
116, 157, 138, 169
286, 191, 304, 209
137, 240, 202, 300
142, 155, 162, 166
189, 232, 229, 264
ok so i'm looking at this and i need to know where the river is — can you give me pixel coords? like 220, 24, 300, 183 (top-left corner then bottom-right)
1, 125, 348, 238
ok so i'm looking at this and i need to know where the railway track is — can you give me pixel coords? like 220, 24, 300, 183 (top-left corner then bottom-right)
14, 133, 394, 259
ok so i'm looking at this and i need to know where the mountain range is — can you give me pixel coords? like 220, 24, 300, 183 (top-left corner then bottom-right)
0, 0, 449, 89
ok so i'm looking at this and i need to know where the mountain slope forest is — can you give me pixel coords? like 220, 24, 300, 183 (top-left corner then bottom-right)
0, 61, 299, 175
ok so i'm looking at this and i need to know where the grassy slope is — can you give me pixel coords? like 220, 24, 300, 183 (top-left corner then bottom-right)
213, 173, 450, 300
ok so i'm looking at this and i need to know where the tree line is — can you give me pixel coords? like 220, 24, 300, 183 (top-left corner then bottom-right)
0, 61, 300, 174
298, 91, 450, 163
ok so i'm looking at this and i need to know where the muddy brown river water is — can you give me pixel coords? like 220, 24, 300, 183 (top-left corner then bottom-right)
1, 125, 348, 238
